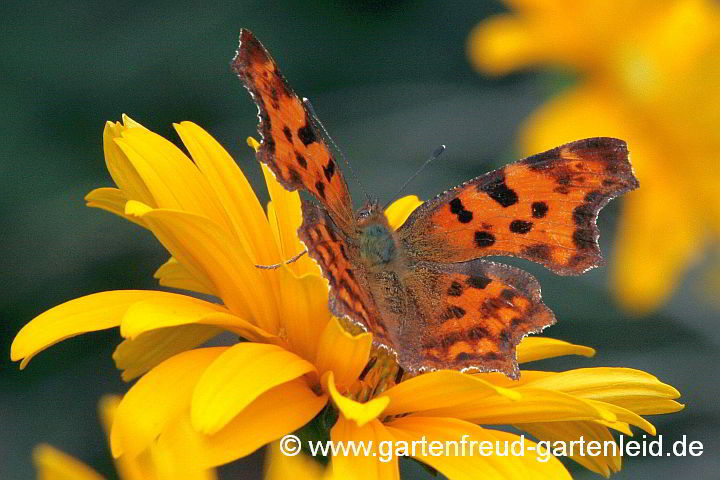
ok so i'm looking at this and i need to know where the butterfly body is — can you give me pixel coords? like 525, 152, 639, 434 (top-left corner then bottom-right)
233, 30, 639, 378
357, 211, 398, 267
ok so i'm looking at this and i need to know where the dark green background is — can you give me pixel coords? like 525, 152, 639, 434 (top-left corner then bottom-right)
2, 1, 718, 478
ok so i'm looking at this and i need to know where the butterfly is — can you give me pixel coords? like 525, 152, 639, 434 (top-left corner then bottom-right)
232, 29, 639, 379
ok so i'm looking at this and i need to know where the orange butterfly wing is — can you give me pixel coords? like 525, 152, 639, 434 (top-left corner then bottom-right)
399, 138, 639, 275
400, 260, 555, 378
232, 29, 353, 228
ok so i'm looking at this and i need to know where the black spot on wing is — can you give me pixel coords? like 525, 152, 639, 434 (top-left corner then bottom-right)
467, 325, 490, 340
446, 305, 466, 319
447, 281, 463, 296
449, 198, 463, 214
297, 123, 316, 146
467, 275, 491, 289
283, 126, 293, 142
449, 197, 473, 223
500, 289, 516, 301
531, 201, 548, 218
323, 160, 335, 182
474, 231, 496, 248
455, 352, 471, 361
478, 171, 518, 207
509, 220, 533, 234
287, 167, 302, 184
295, 152, 308, 169
458, 210, 473, 223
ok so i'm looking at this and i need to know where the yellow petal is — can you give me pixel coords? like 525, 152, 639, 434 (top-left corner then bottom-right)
113, 325, 223, 381
174, 122, 281, 268
585, 399, 656, 435
274, 268, 332, 362
33, 444, 105, 480
191, 342, 317, 435
11, 290, 173, 369
160, 378, 326, 468
84, 187, 145, 227
125, 202, 280, 333
516, 337, 595, 364
154, 257, 216, 296
420, 386, 615, 425
247, 136, 261, 151
103, 119, 156, 208
262, 164, 320, 276
145, 434, 218, 480
330, 417, 399, 480
379, 370, 520, 417
98, 395, 121, 435
111, 347, 227, 458
386, 416, 570, 480
99, 396, 172, 480
265, 441, 326, 480
118, 294, 226, 339
609, 397, 684, 415
315, 317, 372, 387
266, 202, 322, 276
114, 127, 227, 228
117, 295, 280, 346
517, 421, 621, 477
105, 400, 218, 480
324, 371, 389, 427
518, 367, 681, 404
383, 195, 423, 230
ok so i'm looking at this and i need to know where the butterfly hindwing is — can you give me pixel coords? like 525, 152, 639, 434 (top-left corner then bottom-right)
233, 30, 353, 228
399, 138, 639, 275
399, 260, 555, 378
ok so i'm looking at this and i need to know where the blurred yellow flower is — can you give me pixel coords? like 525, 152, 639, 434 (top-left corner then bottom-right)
34, 396, 216, 480
469, 0, 720, 313
13, 117, 683, 478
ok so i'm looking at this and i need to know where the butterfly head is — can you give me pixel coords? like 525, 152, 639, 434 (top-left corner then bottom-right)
356, 198, 380, 220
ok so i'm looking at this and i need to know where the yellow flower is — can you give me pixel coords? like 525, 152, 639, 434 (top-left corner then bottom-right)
313, 339, 680, 479
10, 115, 413, 468
13, 116, 682, 478
264, 441, 330, 480
469, 0, 720, 313
33, 396, 216, 480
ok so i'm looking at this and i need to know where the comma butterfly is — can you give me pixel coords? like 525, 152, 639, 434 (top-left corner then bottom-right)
232, 30, 639, 378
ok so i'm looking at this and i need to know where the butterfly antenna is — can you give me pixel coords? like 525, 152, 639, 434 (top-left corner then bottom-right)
382, 145, 446, 210
255, 249, 308, 269
303, 98, 370, 202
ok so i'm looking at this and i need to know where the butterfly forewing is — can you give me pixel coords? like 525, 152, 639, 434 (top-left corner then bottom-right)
399, 138, 639, 275
232, 29, 354, 229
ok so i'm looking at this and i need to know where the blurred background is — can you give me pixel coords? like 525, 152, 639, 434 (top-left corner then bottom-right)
2, 0, 719, 478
